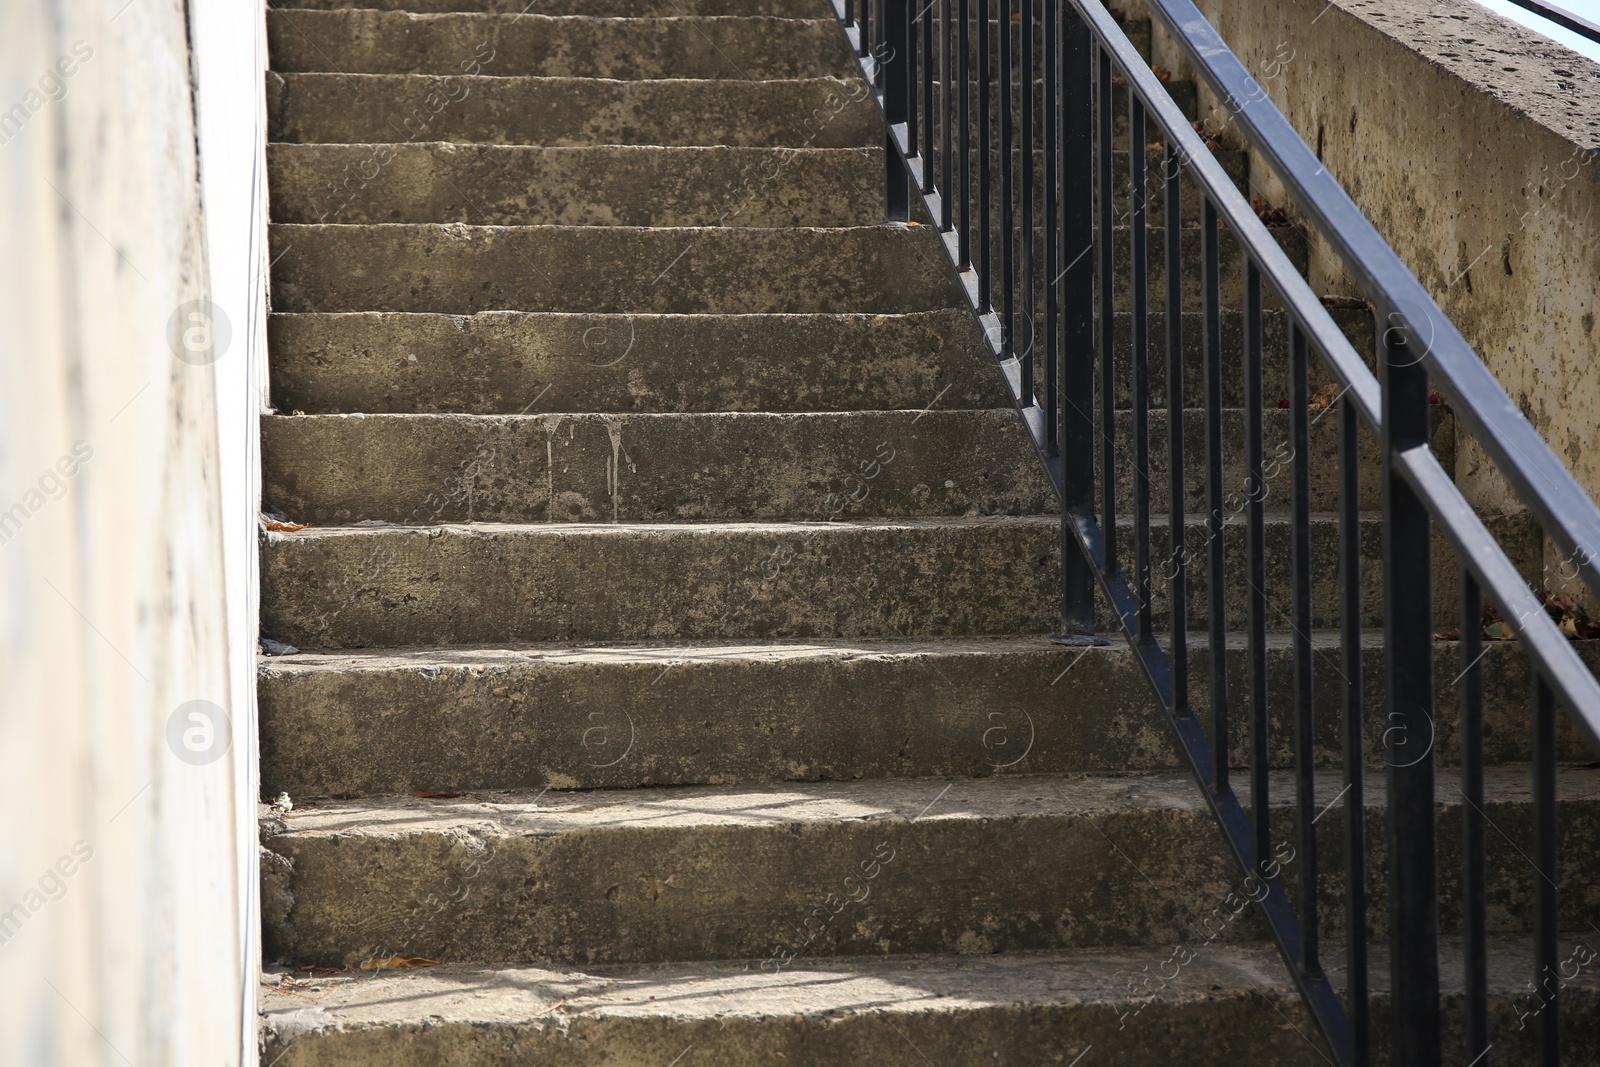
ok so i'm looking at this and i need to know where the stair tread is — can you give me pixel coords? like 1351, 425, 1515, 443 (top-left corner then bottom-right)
259, 934, 1595, 1032
266, 766, 1600, 837
258, 630, 1393, 672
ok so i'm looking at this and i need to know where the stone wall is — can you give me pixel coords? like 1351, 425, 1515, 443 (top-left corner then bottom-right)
1114, 0, 1600, 595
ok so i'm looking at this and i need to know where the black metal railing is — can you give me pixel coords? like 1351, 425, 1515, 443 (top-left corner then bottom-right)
1503, 0, 1600, 45
832, 0, 1600, 1063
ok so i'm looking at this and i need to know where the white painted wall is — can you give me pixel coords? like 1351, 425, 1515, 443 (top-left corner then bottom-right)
0, 0, 263, 1062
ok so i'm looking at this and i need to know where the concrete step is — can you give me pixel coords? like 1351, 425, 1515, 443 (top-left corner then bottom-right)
269, 0, 833, 13
267, 222, 1298, 316
258, 767, 1600, 968
263, 305, 1375, 417
266, 72, 878, 147
1108, 304, 1375, 410
257, 403, 1447, 527
1099, 405, 1454, 516
954, 145, 1249, 225
258, 936, 1600, 1066
268, 224, 966, 314
268, 144, 885, 226
257, 634, 1600, 798
256, 512, 1539, 649
262, 409, 1052, 525
266, 310, 1005, 415
267, 11, 854, 80
259, 516, 1063, 648
254, 948, 1287, 1066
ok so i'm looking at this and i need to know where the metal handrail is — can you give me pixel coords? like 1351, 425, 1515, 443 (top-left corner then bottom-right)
1502, 0, 1600, 44
833, 0, 1600, 1063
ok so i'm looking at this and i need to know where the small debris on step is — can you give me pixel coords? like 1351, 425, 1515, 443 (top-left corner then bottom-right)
260, 637, 300, 656
359, 957, 439, 970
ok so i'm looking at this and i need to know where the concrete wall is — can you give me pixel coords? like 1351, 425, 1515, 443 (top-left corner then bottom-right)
1116, 0, 1600, 592
0, 0, 252, 1062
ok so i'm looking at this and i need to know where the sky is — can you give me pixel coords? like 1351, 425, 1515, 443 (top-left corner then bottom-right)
1467, 0, 1600, 64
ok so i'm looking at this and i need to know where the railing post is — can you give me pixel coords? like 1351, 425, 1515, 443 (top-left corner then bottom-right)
1055, 3, 1097, 639
882, 0, 910, 221
1380, 313, 1441, 1067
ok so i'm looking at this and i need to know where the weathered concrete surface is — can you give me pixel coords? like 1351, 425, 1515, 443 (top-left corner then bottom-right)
256, 635, 1598, 797
1128, 0, 1600, 595
267, 72, 880, 146
259, 517, 1064, 647
257, 510, 1537, 648
267, 310, 1004, 414
257, 768, 1600, 967
267, 11, 854, 79
257, 938, 1599, 1066
268, 224, 968, 314
262, 409, 1053, 524
268, 144, 884, 226
1104, 405, 1452, 515
272, 0, 833, 13
260, 405, 1442, 524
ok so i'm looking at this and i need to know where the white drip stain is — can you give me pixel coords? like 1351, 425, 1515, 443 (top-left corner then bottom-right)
542, 414, 566, 523
602, 417, 633, 524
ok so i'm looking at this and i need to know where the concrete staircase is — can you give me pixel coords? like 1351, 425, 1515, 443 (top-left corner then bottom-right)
256, 1, 1600, 1062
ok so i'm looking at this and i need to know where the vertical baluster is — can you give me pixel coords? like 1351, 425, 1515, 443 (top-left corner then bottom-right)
957, 0, 970, 264
1381, 315, 1440, 1067
1019, 0, 1035, 391
1460, 567, 1488, 1067
1290, 324, 1317, 971
1042, 0, 1057, 452
1058, 4, 1095, 637
1096, 46, 1115, 572
1130, 99, 1150, 640
1164, 143, 1186, 708
1202, 196, 1227, 795
1533, 672, 1560, 1067
1339, 391, 1369, 1066
883, 0, 909, 221
977, 0, 991, 307
1244, 261, 1267, 869
846, 0, 856, 33
921, 0, 934, 194
907, 0, 919, 160
941, 0, 953, 224
998, 0, 1014, 357
862, 0, 872, 62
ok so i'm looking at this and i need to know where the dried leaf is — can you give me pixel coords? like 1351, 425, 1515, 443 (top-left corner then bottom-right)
413, 790, 463, 799
265, 519, 307, 532
1308, 383, 1340, 410
359, 957, 439, 971
1151, 64, 1173, 82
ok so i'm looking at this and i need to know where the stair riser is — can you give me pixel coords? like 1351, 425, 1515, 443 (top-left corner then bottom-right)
258, 638, 1599, 797
260, 519, 1062, 648
267, 72, 880, 147
262, 784, 1600, 967
1107, 510, 1540, 634
269, 225, 966, 315
257, 990, 1600, 1067
270, 0, 831, 13
267, 310, 1005, 415
1101, 406, 1453, 516
1106, 305, 1375, 410
258, 513, 1539, 648
268, 144, 885, 227
263, 410, 1052, 525
931, 79, 1199, 144
267, 11, 854, 80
